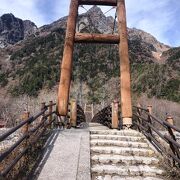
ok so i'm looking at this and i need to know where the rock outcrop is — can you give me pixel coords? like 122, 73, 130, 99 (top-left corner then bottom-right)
0, 13, 37, 48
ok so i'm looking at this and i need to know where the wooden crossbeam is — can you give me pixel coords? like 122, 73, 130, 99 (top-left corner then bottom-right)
75, 33, 119, 44
79, 0, 117, 6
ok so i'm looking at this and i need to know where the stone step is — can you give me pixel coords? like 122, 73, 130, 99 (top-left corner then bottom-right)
93, 175, 164, 180
90, 134, 146, 142
89, 123, 109, 130
90, 130, 143, 137
91, 146, 155, 157
91, 164, 164, 177
89, 123, 103, 126
91, 154, 159, 165
90, 139, 149, 148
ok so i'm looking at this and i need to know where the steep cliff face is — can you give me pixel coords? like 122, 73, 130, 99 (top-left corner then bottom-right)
23, 20, 37, 39
128, 28, 169, 53
0, 13, 37, 48
0, 14, 24, 47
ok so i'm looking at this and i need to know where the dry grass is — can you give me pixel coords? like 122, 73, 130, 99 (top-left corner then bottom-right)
137, 94, 180, 128
0, 143, 25, 180
0, 81, 179, 127
0, 127, 52, 179
0, 87, 58, 128
159, 157, 180, 180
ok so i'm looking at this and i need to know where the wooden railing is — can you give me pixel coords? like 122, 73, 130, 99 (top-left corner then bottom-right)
91, 101, 121, 129
0, 101, 57, 178
66, 101, 86, 127
0, 99, 86, 178
133, 105, 180, 166
92, 104, 121, 128
91, 105, 112, 128
77, 104, 86, 125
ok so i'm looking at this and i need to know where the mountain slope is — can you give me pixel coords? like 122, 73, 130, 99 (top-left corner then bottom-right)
0, 6, 179, 103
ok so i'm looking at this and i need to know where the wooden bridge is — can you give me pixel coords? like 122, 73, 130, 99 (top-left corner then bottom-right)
0, 0, 180, 179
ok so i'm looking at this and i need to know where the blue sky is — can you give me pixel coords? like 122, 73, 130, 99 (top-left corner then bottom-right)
0, 0, 179, 47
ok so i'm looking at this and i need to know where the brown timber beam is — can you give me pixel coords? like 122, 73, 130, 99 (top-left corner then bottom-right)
75, 33, 120, 44
79, 0, 117, 6
117, 0, 132, 127
58, 0, 79, 116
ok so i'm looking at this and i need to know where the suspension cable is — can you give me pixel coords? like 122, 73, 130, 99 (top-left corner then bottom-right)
112, 8, 117, 34
79, 5, 88, 12
104, 6, 116, 15
109, 7, 117, 67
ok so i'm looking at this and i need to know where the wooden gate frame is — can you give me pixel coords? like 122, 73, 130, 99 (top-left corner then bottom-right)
58, 0, 132, 126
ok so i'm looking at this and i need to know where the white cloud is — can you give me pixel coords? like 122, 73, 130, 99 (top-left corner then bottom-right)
54, 0, 70, 19
125, 0, 175, 45
0, 0, 46, 26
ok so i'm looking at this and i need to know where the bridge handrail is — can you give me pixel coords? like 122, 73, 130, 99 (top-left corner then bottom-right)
92, 105, 112, 128
133, 106, 180, 133
0, 101, 57, 178
133, 105, 180, 166
0, 110, 46, 142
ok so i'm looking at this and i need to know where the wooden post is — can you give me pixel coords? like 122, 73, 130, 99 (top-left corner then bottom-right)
21, 111, 30, 167
91, 104, 94, 119
48, 101, 53, 127
41, 102, 46, 111
147, 105, 153, 137
117, 0, 132, 127
41, 102, 46, 126
166, 116, 174, 126
136, 103, 142, 132
22, 111, 30, 161
70, 100, 77, 127
111, 100, 119, 129
21, 111, 30, 135
165, 115, 180, 165
166, 116, 174, 132
48, 101, 53, 122
84, 103, 87, 112
58, 0, 79, 116
147, 105, 152, 115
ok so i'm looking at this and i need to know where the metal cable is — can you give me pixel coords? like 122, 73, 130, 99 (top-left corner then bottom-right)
108, 8, 117, 63
104, 6, 116, 15
112, 8, 117, 34
79, 5, 88, 12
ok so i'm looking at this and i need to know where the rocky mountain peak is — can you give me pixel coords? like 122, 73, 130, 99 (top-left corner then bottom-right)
87, 5, 104, 16
1, 13, 15, 21
0, 13, 24, 47
23, 20, 37, 38
0, 7, 170, 56
0, 13, 37, 48
128, 28, 170, 53
76, 6, 169, 54
77, 5, 114, 34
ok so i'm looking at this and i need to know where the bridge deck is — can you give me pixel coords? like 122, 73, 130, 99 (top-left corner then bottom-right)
33, 123, 165, 180
36, 128, 91, 180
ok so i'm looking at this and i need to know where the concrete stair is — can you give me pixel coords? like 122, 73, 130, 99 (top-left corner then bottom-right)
90, 123, 164, 180
91, 154, 159, 165
91, 139, 149, 148
91, 134, 146, 142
